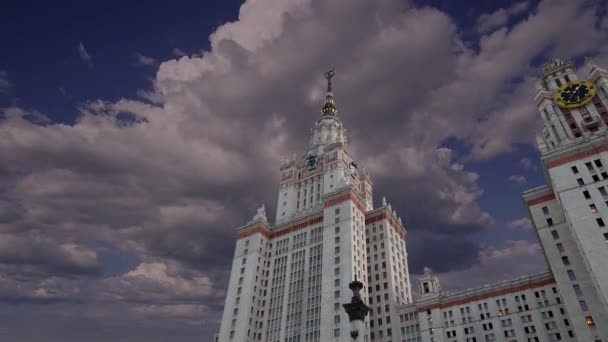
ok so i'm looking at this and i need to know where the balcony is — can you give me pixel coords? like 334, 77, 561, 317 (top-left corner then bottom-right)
582, 116, 600, 130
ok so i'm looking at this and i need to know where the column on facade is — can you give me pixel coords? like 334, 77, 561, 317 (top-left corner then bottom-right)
547, 104, 571, 141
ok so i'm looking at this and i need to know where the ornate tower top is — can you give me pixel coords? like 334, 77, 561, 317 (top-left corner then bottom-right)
418, 266, 443, 299
321, 68, 338, 116
543, 58, 574, 75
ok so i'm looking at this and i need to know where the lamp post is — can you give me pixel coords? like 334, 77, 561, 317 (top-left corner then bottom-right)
342, 277, 370, 340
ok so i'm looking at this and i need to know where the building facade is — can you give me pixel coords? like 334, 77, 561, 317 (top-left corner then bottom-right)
217, 59, 608, 342
521, 57, 608, 341
216, 72, 411, 342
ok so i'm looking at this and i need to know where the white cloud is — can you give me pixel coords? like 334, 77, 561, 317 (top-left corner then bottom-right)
520, 157, 538, 170
172, 48, 187, 57
477, 1, 529, 34
78, 41, 93, 67
1, 1, 608, 340
508, 217, 533, 230
508, 174, 527, 184
134, 52, 158, 66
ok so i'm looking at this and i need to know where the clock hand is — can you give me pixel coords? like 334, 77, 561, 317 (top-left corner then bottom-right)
570, 85, 581, 102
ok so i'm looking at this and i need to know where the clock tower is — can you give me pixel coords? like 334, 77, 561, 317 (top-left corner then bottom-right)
217, 70, 411, 342
274, 69, 373, 224
535, 57, 608, 151
524, 57, 608, 341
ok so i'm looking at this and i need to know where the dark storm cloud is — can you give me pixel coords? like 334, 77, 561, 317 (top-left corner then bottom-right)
0, 0, 607, 340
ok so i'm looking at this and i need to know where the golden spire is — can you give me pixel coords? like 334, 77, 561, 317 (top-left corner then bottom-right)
321, 68, 337, 116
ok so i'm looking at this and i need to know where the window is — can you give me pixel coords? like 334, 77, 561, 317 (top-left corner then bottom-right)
597, 218, 605, 227
542, 206, 550, 215
556, 78, 562, 87
586, 162, 594, 172
580, 300, 589, 311
573, 284, 583, 297
567, 270, 576, 280
334, 328, 340, 337
562, 256, 570, 266
577, 178, 584, 186
593, 174, 601, 182
572, 166, 579, 174
564, 75, 571, 82
604, 232, 608, 242
556, 243, 565, 252
547, 218, 554, 226
590, 204, 598, 213
595, 159, 603, 168
551, 230, 560, 239
583, 190, 591, 199
600, 186, 608, 197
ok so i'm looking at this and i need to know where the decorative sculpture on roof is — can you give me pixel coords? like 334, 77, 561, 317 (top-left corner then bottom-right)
423, 266, 433, 276
543, 58, 573, 74
382, 196, 387, 206
252, 204, 268, 223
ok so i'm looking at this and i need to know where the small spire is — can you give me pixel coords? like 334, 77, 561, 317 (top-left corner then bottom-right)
585, 56, 598, 72
321, 68, 338, 116
324, 68, 335, 93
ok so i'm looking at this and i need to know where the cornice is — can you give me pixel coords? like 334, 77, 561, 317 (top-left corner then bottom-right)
521, 184, 552, 204
542, 134, 608, 169
414, 272, 554, 312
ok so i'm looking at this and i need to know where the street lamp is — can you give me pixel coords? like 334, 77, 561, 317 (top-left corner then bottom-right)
342, 276, 370, 340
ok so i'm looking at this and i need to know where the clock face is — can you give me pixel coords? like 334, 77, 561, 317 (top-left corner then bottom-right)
307, 155, 317, 170
554, 81, 596, 109
349, 162, 358, 177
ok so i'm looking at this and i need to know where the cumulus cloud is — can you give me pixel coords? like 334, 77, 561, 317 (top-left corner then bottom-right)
1, 0, 608, 340
477, 1, 529, 34
508, 217, 534, 230
78, 42, 93, 67
172, 48, 187, 57
509, 174, 527, 184
520, 157, 538, 171
134, 52, 159, 66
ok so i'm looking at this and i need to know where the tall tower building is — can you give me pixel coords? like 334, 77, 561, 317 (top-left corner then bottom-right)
523, 57, 608, 342
217, 70, 412, 342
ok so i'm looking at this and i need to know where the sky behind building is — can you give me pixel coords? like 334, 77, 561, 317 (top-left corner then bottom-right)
1, 0, 608, 340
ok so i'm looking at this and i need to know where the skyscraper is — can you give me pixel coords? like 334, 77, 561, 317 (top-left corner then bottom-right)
523, 57, 608, 341
218, 58, 608, 342
217, 70, 411, 341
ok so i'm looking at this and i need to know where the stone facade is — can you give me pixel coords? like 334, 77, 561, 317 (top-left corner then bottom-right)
217, 60, 608, 342
217, 79, 410, 342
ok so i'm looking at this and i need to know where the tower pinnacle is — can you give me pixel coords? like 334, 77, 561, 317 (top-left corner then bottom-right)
321, 68, 338, 116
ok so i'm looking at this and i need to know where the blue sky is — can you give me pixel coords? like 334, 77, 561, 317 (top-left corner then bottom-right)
1, 0, 607, 340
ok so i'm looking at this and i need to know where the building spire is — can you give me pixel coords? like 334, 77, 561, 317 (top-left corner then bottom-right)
321, 68, 337, 116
